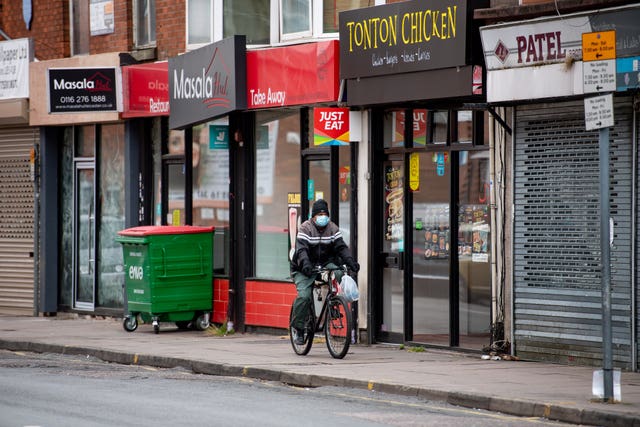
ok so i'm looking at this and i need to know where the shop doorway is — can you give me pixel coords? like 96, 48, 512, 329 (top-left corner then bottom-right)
411, 152, 451, 346
374, 109, 492, 351
73, 162, 96, 310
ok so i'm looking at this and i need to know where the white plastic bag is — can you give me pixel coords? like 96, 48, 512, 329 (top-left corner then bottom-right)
340, 274, 359, 302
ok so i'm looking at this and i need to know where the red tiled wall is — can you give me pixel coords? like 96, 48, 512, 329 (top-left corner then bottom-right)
245, 281, 297, 329
212, 279, 297, 328
212, 278, 229, 324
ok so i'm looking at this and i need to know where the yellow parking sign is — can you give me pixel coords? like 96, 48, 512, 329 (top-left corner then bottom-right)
582, 30, 616, 62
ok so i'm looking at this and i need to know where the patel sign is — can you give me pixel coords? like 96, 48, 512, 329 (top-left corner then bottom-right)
314, 108, 349, 146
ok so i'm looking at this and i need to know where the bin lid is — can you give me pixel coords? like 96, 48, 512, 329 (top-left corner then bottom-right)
117, 225, 215, 237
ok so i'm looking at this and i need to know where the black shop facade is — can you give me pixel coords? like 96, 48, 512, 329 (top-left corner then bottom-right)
339, 0, 496, 351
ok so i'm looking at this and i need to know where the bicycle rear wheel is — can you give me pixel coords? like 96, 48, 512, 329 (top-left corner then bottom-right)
325, 295, 352, 359
289, 303, 314, 356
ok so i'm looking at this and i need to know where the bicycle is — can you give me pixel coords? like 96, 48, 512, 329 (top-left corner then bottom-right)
289, 265, 354, 359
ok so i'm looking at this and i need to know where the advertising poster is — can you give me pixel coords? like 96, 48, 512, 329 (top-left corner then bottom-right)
287, 193, 301, 261
458, 205, 490, 263
420, 204, 450, 260
384, 164, 403, 250
314, 107, 350, 146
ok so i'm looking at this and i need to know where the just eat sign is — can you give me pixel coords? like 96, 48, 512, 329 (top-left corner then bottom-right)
314, 107, 350, 146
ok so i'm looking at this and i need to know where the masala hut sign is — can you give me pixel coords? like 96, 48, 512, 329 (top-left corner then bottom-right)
339, 0, 479, 79
169, 35, 246, 129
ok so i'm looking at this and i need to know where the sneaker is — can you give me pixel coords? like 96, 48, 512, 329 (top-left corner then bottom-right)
294, 328, 305, 345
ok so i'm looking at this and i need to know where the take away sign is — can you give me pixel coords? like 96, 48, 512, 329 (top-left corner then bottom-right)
314, 107, 349, 146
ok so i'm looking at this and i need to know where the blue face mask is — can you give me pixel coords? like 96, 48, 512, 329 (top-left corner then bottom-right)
315, 215, 330, 227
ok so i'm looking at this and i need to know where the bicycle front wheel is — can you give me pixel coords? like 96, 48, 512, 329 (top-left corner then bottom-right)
325, 295, 352, 359
289, 303, 314, 356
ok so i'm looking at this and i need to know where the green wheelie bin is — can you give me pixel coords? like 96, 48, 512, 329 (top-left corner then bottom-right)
116, 225, 214, 334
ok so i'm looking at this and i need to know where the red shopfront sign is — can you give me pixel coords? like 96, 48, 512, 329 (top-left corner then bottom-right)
122, 61, 169, 118
246, 40, 340, 109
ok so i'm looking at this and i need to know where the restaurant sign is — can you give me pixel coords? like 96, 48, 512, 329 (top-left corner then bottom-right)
169, 35, 246, 129
339, 0, 477, 79
122, 61, 169, 118
48, 67, 118, 113
246, 40, 339, 109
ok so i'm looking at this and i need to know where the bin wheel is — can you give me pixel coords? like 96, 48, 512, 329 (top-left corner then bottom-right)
194, 314, 210, 331
123, 316, 138, 332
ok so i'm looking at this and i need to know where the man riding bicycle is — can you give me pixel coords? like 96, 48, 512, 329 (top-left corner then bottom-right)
290, 199, 359, 345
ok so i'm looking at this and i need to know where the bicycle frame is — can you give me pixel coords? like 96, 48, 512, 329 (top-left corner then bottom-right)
290, 265, 353, 359
310, 278, 337, 334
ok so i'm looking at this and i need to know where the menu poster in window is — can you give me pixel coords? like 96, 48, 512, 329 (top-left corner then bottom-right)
385, 165, 403, 246
287, 193, 301, 261
420, 204, 449, 259
458, 204, 489, 262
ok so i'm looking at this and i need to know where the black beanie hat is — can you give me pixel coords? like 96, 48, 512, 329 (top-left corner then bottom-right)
311, 199, 329, 217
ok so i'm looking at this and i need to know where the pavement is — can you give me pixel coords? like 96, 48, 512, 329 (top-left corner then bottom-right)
0, 315, 639, 427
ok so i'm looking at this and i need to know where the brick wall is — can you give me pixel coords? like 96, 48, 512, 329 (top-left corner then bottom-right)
1, 0, 69, 60
1, 1, 187, 62
90, 0, 131, 54
155, 0, 186, 60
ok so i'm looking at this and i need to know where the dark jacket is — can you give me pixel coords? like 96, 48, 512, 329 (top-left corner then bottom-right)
290, 219, 355, 274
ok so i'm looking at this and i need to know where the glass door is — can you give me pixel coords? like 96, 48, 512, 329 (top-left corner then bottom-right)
380, 157, 404, 341
411, 152, 451, 345
74, 162, 96, 310
458, 151, 491, 349
307, 158, 331, 216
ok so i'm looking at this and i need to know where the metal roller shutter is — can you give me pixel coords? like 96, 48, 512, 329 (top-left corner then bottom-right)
514, 98, 633, 368
0, 127, 38, 315
636, 108, 640, 372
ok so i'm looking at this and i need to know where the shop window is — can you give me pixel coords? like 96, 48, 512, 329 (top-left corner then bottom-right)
192, 120, 231, 276
97, 124, 126, 308
455, 111, 473, 144
457, 150, 491, 349
134, 0, 156, 47
383, 110, 407, 149
255, 110, 301, 280
74, 126, 95, 158
164, 129, 187, 226
429, 111, 448, 145
337, 145, 352, 243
